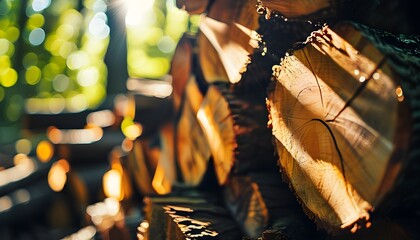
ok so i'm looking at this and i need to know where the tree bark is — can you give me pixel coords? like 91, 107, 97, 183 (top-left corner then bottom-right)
259, 0, 380, 21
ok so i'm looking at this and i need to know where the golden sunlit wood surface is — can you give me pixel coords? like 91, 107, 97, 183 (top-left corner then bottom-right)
176, 79, 211, 186
127, 139, 157, 195
197, 85, 235, 185
198, 23, 230, 83
268, 22, 411, 233
152, 123, 176, 195
170, 31, 211, 187
170, 34, 193, 111
198, 0, 259, 84
223, 175, 269, 237
127, 124, 176, 196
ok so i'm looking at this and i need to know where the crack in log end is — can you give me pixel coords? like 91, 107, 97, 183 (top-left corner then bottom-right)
326, 56, 388, 123
311, 119, 347, 186
164, 205, 220, 238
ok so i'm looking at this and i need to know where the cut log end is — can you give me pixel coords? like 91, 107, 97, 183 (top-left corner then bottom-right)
197, 85, 236, 185
176, 79, 211, 186
268, 22, 416, 233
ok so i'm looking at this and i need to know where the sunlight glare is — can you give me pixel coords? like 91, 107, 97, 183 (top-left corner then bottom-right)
48, 162, 67, 192
125, 0, 155, 27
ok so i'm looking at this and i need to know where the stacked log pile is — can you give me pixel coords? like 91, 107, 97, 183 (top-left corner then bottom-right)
127, 0, 420, 239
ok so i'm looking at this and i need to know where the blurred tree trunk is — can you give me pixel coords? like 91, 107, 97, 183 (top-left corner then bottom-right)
104, 3, 129, 95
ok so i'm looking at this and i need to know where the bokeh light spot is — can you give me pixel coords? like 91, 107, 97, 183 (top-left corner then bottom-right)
42, 62, 60, 80
48, 95, 65, 114
15, 139, 33, 155
0, 196, 12, 212
77, 67, 99, 87
32, 0, 51, 12
0, 55, 11, 74
25, 66, 42, 85
59, 41, 77, 58
88, 13, 110, 39
103, 169, 123, 201
14, 189, 31, 204
157, 36, 175, 53
48, 162, 67, 192
56, 24, 75, 40
23, 52, 38, 68
93, 0, 107, 13
0, 68, 18, 87
57, 159, 70, 173
67, 94, 88, 112
6, 101, 22, 121
27, 13, 45, 29
82, 84, 106, 108
0, 38, 10, 55
67, 51, 89, 70
52, 74, 70, 92
28, 28, 45, 46
36, 140, 54, 163
6, 26, 20, 42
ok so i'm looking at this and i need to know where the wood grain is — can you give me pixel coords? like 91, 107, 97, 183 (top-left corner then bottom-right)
268, 22, 418, 233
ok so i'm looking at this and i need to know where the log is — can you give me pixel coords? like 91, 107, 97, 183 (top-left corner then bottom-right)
198, 0, 260, 84
267, 22, 420, 233
198, 21, 231, 83
170, 34, 193, 111
129, 26, 211, 192
126, 138, 158, 196
222, 172, 320, 239
150, 123, 176, 195
196, 0, 319, 186
127, 123, 175, 196
175, 79, 211, 186
198, 83, 320, 239
197, 85, 235, 185
170, 33, 211, 187
140, 190, 243, 240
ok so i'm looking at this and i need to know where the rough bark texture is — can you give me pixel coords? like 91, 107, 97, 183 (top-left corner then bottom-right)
259, 0, 380, 22
196, 2, 325, 238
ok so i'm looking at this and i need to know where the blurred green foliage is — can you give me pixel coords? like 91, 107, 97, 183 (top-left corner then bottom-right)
0, 0, 193, 145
